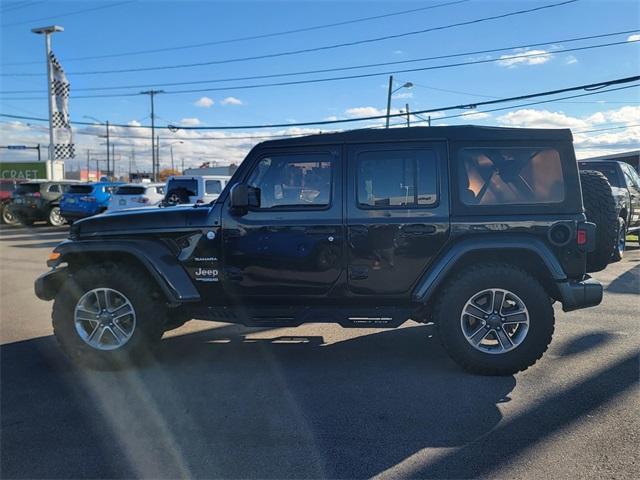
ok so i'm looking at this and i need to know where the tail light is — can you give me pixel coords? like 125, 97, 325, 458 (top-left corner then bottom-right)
576, 229, 587, 245
31, 192, 41, 198
79, 196, 96, 202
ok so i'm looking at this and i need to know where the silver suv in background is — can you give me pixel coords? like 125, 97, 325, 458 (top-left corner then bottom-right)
164, 175, 230, 205
107, 183, 166, 212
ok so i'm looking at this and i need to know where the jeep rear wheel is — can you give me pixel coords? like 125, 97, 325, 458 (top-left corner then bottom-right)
434, 263, 554, 376
612, 217, 626, 262
579, 170, 617, 273
52, 263, 165, 368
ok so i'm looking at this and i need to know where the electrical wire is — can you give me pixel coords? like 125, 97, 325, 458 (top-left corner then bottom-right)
3, 29, 635, 95
4, 40, 637, 101
2, 75, 638, 130
0, 1, 44, 13
1, 1, 135, 28
2, 0, 471, 65
1, 0, 579, 76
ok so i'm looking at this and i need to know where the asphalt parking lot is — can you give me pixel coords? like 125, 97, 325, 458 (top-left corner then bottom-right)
1, 224, 638, 479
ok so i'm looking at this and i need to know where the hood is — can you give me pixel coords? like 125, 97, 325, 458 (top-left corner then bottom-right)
72, 203, 218, 238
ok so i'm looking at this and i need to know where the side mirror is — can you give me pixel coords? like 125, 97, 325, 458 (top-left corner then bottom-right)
229, 183, 249, 209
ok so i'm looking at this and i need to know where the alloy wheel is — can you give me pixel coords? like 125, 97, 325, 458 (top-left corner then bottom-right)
460, 288, 530, 354
74, 288, 137, 350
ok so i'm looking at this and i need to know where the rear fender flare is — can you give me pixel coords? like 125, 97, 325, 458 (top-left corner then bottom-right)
412, 235, 567, 303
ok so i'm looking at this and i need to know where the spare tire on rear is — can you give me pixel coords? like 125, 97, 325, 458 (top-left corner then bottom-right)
579, 170, 618, 273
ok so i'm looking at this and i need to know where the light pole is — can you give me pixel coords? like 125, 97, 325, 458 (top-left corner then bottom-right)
385, 75, 413, 128
31, 25, 63, 179
140, 90, 164, 181
164, 141, 183, 172
84, 115, 110, 175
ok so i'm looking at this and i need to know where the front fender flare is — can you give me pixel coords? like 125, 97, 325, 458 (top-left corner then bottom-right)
48, 239, 200, 304
412, 236, 567, 304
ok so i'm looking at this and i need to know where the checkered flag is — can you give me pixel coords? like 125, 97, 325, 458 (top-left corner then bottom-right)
49, 51, 74, 158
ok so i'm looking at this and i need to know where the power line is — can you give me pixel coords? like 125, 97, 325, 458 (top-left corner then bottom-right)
3, 29, 635, 95
0, 1, 44, 13
574, 123, 640, 134
2, 75, 638, 130
1, 1, 134, 28
1, 0, 580, 76
5, 40, 637, 101
2, 0, 471, 66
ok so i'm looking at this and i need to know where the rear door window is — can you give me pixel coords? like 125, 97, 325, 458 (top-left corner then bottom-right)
15, 184, 40, 194
356, 149, 438, 208
68, 185, 94, 194
578, 163, 622, 187
459, 147, 564, 205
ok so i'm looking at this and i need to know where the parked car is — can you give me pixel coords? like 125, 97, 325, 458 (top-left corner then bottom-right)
579, 159, 640, 259
107, 183, 166, 212
0, 178, 27, 225
9, 180, 78, 226
163, 175, 230, 205
36, 126, 605, 375
59, 182, 123, 223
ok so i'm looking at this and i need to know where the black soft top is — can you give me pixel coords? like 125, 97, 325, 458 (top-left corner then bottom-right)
260, 125, 573, 148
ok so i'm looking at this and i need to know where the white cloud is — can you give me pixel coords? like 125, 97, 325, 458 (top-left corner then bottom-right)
628, 34, 640, 42
345, 106, 385, 118
392, 91, 413, 99
127, 120, 141, 127
194, 96, 214, 108
460, 110, 491, 120
392, 50, 404, 55
497, 49, 552, 68
180, 118, 201, 126
497, 109, 590, 129
565, 55, 578, 65
324, 115, 339, 121
220, 96, 243, 105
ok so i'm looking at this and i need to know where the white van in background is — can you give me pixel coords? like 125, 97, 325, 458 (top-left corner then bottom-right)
164, 175, 231, 205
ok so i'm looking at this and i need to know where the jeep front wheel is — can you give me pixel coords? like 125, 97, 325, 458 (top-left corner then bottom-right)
434, 263, 554, 376
52, 264, 165, 368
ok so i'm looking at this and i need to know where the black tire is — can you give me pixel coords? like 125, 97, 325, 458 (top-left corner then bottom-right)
52, 263, 166, 368
47, 206, 66, 227
434, 263, 554, 376
579, 170, 617, 273
612, 217, 626, 262
1, 203, 19, 225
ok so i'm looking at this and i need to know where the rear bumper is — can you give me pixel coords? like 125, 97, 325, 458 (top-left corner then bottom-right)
557, 276, 603, 312
34, 266, 69, 301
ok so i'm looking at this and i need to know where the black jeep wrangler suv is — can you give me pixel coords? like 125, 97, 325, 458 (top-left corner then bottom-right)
35, 126, 604, 375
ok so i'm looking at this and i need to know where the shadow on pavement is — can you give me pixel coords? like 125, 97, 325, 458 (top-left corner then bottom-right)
2, 324, 514, 479
606, 264, 640, 295
556, 331, 614, 357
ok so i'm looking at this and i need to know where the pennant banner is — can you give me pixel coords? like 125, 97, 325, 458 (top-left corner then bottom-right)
50, 51, 74, 159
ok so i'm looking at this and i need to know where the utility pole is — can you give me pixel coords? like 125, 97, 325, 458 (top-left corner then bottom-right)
130, 147, 134, 179
170, 144, 175, 171
181, 157, 184, 174
111, 143, 115, 179
105, 120, 110, 177
140, 89, 164, 181
405, 103, 410, 127
31, 25, 63, 179
385, 75, 393, 129
156, 135, 160, 177
86, 149, 90, 180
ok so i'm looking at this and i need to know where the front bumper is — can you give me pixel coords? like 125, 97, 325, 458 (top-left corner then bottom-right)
34, 267, 69, 301
557, 276, 603, 312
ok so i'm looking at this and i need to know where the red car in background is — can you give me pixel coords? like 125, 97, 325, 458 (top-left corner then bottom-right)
0, 179, 26, 225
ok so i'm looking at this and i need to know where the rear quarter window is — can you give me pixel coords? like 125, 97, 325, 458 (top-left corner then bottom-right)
68, 185, 94, 194
116, 186, 146, 195
459, 147, 564, 206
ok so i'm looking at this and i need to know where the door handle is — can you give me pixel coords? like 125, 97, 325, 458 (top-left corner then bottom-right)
402, 224, 436, 234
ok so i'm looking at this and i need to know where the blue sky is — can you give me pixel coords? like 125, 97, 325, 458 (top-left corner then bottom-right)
1, 0, 639, 170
